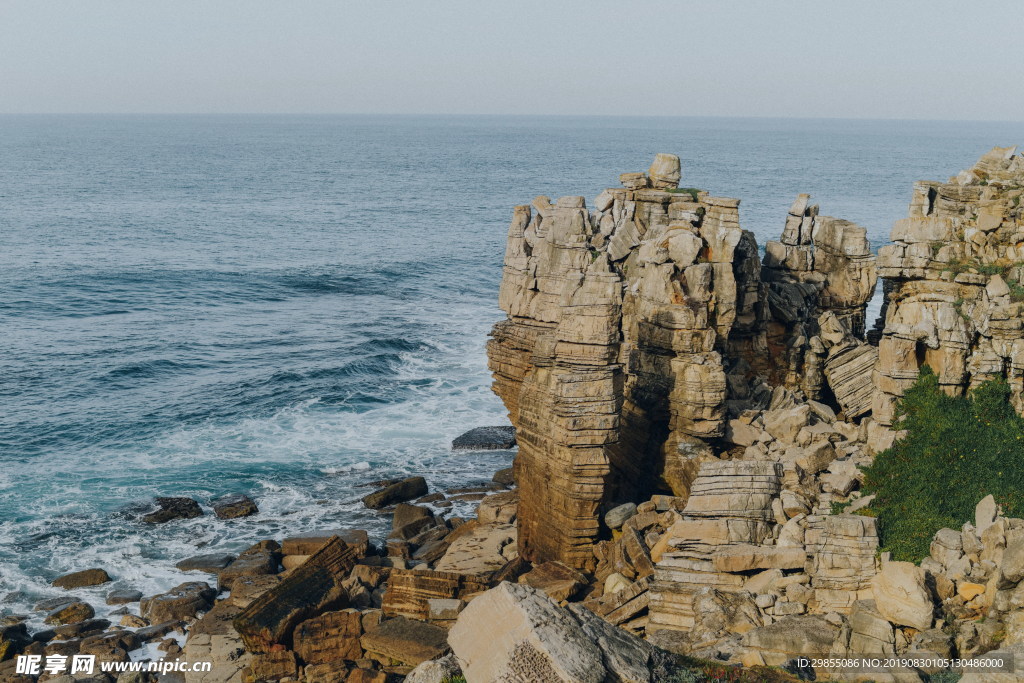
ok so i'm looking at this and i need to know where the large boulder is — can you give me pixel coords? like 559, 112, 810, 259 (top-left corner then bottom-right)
51, 568, 111, 589
871, 561, 933, 630
451, 426, 516, 450
448, 582, 658, 683
739, 615, 839, 664
141, 582, 216, 623
647, 153, 681, 189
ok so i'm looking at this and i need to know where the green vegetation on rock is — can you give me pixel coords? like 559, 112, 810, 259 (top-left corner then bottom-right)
859, 366, 1024, 561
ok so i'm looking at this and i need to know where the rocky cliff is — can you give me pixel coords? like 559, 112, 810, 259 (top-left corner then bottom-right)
488, 152, 880, 570
874, 146, 1024, 424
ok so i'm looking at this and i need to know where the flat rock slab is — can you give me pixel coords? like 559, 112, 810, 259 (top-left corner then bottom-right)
175, 553, 237, 573
105, 590, 143, 605
711, 545, 807, 573
362, 477, 428, 510
281, 529, 370, 557
451, 426, 516, 451
360, 616, 449, 666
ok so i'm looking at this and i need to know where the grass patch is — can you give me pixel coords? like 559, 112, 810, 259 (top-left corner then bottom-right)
666, 187, 703, 202
859, 366, 1024, 561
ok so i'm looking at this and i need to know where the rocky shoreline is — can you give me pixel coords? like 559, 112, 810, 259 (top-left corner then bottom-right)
5, 148, 1024, 682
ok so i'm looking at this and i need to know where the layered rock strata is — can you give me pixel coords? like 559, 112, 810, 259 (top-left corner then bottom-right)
488, 154, 878, 569
874, 146, 1024, 422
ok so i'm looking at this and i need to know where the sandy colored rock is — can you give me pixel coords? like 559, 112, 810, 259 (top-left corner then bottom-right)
871, 561, 933, 630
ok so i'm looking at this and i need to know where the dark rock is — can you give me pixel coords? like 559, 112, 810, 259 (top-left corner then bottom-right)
491, 556, 532, 584
79, 630, 140, 659
143, 497, 203, 524
234, 536, 357, 652
0, 623, 32, 661
492, 467, 515, 486
211, 493, 259, 519
33, 597, 78, 612
105, 590, 143, 605
451, 426, 516, 451
175, 553, 236, 573
188, 600, 242, 638
281, 530, 369, 557
52, 618, 110, 640
360, 616, 450, 666
362, 477, 428, 510
218, 541, 281, 590
389, 504, 436, 541
140, 582, 216, 623
415, 493, 446, 504
135, 620, 185, 642
43, 637, 80, 657
44, 601, 95, 625
51, 568, 111, 589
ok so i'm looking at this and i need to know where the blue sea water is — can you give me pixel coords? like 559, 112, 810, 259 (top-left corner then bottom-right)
1, 114, 1022, 625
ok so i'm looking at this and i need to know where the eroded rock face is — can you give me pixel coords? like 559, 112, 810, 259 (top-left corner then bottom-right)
487, 157, 877, 570
874, 146, 1024, 423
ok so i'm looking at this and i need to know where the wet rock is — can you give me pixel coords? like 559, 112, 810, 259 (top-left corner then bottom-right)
362, 477, 428, 510
105, 590, 143, 605
211, 493, 258, 519
79, 630, 140, 660
44, 601, 95, 625
135, 620, 185, 642
360, 616, 449, 667
0, 623, 32, 661
143, 497, 203, 524
451, 425, 516, 450
140, 582, 216, 623
175, 553, 236, 573
51, 568, 111, 589
34, 596, 78, 612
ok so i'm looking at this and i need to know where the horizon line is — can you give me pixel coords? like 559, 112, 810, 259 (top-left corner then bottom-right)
1, 112, 1023, 125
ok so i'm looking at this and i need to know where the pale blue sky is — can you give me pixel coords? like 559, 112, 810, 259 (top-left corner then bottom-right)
1, 0, 1021, 119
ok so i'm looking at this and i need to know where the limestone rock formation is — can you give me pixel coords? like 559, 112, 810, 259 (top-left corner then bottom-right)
487, 155, 878, 570
874, 146, 1024, 423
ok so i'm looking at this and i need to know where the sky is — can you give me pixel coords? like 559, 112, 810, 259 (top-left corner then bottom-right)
1, 0, 1022, 119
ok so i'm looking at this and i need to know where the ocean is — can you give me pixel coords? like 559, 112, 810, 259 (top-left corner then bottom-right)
2, 114, 1022, 626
